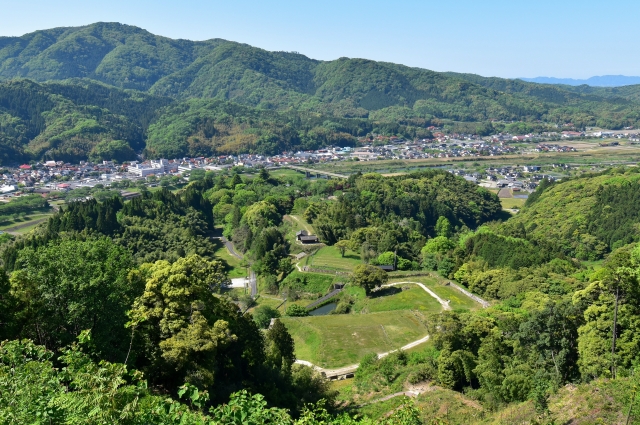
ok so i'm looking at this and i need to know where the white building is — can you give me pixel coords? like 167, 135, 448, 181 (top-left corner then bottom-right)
0, 185, 16, 194
128, 159, 177, 177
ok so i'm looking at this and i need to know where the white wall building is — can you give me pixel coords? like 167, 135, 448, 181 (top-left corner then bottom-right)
128, 159, 177, 177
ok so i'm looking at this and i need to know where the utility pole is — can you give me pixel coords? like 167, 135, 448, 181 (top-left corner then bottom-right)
612, 283, 620, 378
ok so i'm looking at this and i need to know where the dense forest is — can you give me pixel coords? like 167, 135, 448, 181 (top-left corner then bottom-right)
3, 167, 640, 422
3, 23, 640, 162
0, 169, 503, 423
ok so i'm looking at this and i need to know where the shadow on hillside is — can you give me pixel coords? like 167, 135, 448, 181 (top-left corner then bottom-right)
370, 286, 401, 298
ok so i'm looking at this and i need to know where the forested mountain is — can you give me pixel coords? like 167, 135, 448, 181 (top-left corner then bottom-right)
0, 79, 172, 162
3, 22, 640, 162
0, 23, 640, 152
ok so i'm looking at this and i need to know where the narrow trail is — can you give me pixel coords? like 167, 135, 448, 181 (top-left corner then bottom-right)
356, 389, 427, 407
286, 214, 313, 234
294, 335, 431, 378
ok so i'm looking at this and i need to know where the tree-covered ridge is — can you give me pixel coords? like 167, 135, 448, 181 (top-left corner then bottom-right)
3, 22, 640, 132
145, 98, 365, 158
0, 78, 166, 162
498, 169, 640, 260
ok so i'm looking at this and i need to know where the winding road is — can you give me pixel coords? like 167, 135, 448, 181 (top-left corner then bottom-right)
213, 236, 257, 296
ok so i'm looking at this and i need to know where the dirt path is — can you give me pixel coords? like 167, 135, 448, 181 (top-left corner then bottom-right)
294, 335, 431, 378
286, 215, 313, 234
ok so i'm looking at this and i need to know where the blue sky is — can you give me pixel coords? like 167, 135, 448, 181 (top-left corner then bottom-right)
0, 0, 637, 79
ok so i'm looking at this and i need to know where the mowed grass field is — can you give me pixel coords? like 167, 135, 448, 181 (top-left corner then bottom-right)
0, 213, 53, 234
309, 245, 362, 271
351, 284, 442, 314
270, 168, 304, 178
281, 271, 336, 294
388, 277, 482, 311
281, 310, 428, 368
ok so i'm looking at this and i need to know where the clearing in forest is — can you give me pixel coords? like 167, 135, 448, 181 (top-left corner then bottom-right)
387, 277, 482, 311
308, 245, 362, 271
281, 310, 427, 368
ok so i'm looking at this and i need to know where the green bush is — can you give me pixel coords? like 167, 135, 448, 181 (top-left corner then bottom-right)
285, 304, 309, 317
252, 305, 281, 329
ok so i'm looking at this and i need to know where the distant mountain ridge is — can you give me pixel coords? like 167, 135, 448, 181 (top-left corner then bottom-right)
3, 22, 640, 163
520, 75, 640, 87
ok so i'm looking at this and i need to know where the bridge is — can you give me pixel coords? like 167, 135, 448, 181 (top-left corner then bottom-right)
283, 165, 348, 179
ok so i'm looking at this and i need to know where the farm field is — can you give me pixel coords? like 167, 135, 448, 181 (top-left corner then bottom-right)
307, 144, 640, 176
0, 213, 52, 234
308, 245, 362, 271
500, 197, 526, 209
281, 310, 428, 368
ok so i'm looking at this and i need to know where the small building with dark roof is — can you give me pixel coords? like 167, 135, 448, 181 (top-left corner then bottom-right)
299, 235, 319, 244
377, 265, 395, 272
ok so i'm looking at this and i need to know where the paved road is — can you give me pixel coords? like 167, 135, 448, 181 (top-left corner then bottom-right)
212, 235, 257, 296
213, 236, 243, 260
249, 269, 257, 297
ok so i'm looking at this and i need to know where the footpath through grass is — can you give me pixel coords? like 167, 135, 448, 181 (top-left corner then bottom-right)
349, 284, 442, 314
281, 310, 428, 368
387, 276, 482, 311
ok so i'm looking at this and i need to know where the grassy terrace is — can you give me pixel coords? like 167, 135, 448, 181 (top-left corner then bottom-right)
307, 245, 362, 271
348, 284, 442, 314
500, 197, 526, 209
280, 277, 483, 367
387, 276, 482, 311
281, 310, 428, 368
0, 213, 53, 234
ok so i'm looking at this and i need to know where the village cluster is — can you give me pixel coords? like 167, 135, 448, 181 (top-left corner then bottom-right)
0, 128, 634, 197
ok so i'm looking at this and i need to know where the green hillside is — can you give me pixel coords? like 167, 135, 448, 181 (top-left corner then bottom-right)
2, 24, 640, 125
0, 79, 152, 162
500, 169, 640, 260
